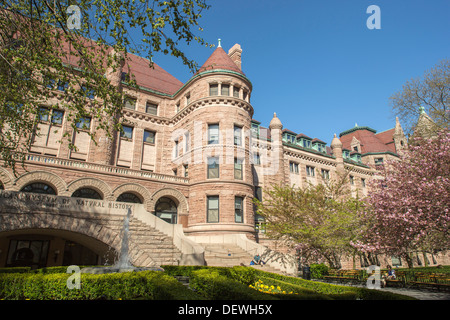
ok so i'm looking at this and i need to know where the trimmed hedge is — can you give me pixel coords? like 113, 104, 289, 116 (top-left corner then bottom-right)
0, 270, 201, 300
0, 265, 417, 300
253, 269, 416, 300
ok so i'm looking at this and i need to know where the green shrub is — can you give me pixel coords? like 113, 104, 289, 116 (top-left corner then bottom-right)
0, 270, 201, 300
309, 264, 329, 279
189, 269, 275, 300
0, 267, 31, 274
252, 269, 416, 300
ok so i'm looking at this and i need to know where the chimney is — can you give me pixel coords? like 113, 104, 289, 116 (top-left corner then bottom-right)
228, 44, 242, 70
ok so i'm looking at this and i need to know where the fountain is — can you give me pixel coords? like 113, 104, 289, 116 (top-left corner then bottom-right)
82, 207, 164, 274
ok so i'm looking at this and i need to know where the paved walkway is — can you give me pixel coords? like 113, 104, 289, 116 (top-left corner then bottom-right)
315, 280, 450, 300
374, 286, 450, 300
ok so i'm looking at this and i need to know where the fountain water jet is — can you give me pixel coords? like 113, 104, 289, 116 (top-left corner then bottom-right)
82, 207, 164, 274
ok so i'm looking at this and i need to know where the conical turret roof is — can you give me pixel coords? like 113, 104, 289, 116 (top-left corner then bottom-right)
197, 46, 244, 75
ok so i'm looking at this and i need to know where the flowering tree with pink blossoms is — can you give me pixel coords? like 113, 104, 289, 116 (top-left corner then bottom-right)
354, 130, 450, 268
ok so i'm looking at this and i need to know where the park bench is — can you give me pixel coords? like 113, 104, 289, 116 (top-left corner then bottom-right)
410, 272, 450, 292
385, 270, 406, 288
324, 269, 361, 283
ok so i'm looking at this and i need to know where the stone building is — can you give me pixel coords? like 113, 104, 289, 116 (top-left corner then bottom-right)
0, 42, 446, 273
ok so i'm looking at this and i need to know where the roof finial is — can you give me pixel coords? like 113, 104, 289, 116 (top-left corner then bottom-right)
419, 106, 425, 114
218, 38, 222, 48
355, 122, 358, 127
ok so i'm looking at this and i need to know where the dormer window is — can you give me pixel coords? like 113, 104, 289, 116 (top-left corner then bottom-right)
251, 123, 260, 138
302, 140, 311, 148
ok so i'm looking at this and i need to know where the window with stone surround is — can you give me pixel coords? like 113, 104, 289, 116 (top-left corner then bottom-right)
235, 196, 244, 223
146, 102, 158, 115
221, 84, 229, 96
208, 124, 219, 145
290, 161, 299, 174
71, 188, 102, 200
143, 130, 155, 144
306, 165, 315, 177
120, 125, 133, 140
233, 86, 240, 98
207, 196, 219, 223
321, 169, 330, 180
234, 158, 243, 180
207, 157, 219, 179
234, 125, 242, 146
124, 97, 136, 110
209, 83, 218, 96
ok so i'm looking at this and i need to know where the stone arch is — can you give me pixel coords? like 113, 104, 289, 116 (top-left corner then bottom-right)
0, 167, 14, 190
13, 171, 67, 195
149, 188, 189, 216
66, 178, 113, 200
0, 213, 122, 256
112, 183, 152, 208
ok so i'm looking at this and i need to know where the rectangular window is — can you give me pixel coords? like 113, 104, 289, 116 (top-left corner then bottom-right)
75, 117, 91, 130
57, 80, 68, 91
207, 196, 219, 223
81, 86, 95, 99
38, 107, 49, 122
233, 86, 240, 98
306, 166, 315, 177
184, 164, 189, 178
251, 123, 259, 137
243, 90, 248, 100
207, 157, 219, 179
235, 196, 244, 223
350, 175, 354, 185
208, 124, 219, 144
361, 178, 366, 188
209, 84, 218, 96
120, 125, 133, 139
234, 125, 242, 146
124, 97, 136, 110
221, 84, 229, 96
186, 94, 190, 105
303, 140, 311, 148
143, 130, 155, 144
185, 133, 190, 151
321, 169, 330, 180
253, 153, 261, 165
234, 158, 243, 180
146, 102, 158, 115
51, 110, 64, 125
289, 162, 299, 173
174, 140, 179, 158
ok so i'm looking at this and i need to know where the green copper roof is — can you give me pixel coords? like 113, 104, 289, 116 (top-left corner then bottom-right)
339, 126, 377, 137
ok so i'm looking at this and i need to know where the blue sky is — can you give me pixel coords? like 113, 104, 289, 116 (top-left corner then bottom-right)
151, 0, 450, 144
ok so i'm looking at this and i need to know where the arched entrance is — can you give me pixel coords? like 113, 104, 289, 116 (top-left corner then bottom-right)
154, 197, 177, 224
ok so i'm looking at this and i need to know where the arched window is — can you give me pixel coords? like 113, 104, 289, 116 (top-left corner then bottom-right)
21, 182, 56, 195
155, 197, 177, 224
117, 192, 142, 204
71, 188, 102, 199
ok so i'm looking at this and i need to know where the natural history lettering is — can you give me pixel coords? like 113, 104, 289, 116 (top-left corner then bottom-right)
0, 190, 133, 210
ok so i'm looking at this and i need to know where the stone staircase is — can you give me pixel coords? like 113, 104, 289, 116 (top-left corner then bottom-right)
201, 243, 282, 274
105, 216, 182, 267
